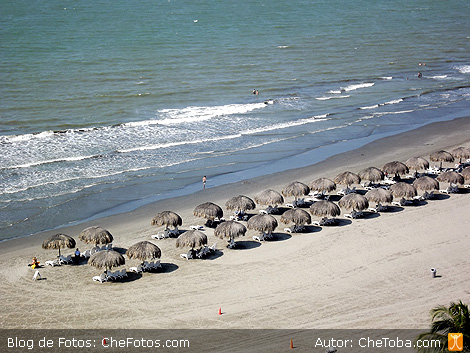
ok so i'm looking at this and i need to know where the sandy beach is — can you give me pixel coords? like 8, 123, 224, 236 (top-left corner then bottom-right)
1, 116, 470, 332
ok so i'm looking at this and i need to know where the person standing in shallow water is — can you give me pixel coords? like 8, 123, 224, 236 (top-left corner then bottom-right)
202, 176, 207, 189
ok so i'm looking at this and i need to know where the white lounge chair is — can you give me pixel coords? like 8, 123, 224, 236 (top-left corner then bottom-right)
151, 260, 162, 270
129, 265, 143, 273
81, 250, 91, 259
106, 243, 113, 250
58, 255, 72, 265
189, 225, 203, 230
45, 259, 60, 267
92, 273, 108, 283
180, 253, 189, 260
32, 270, 41, 281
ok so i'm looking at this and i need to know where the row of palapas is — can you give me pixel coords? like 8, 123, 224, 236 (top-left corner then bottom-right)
39, 150, 470, 274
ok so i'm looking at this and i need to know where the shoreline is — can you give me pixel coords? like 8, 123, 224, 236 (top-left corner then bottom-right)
1, 115, 470, 330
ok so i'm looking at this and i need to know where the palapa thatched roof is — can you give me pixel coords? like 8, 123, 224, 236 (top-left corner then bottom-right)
309, 178, 336, 192
281, 181, 310, 199
405, 157, 429, 171
225, 195, 256, 212
338, 193, 369, 211
247, 214, 278, 233
175, 230, 208, 249
42, 233, 76, 257
389, 182, 417, 199
413, 176, 439, 191
334, 171, 361, 186
462, 167, 470, 181
126, 241, 161, 261
452, 147, 470, 162
79, 226, 113, 245
193, 202, 223, 220
88, 250, 125, 271
214, 221, 246, 240
430, 150, 454, 163
309, 200, 341, 218
364, 188, 393, 204
382, 161, 409, 175
151, 211, 182, 228
358, 167, 384, 182
280, 208, 311, 226
436, 171, 464, 185
254, 189, 284, 206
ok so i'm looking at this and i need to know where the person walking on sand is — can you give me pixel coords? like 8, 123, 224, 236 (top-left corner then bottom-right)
202, 176, 207, 189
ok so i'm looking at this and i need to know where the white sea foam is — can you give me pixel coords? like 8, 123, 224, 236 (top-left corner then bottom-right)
156, 102, 267, 125
380, 77, 393, 80
383, 99, 403, 105
316, 95, 350, 101
4, 155, 98, 170
429, 75, 448, 79
241, 114, 329, 135
360, 105, 379, 110
342, 82, 375, 92
455, 65, 470, 74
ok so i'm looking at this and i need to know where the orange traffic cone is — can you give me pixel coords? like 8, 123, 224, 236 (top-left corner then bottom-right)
218, 307, 222, 315
290, 339, 294, 349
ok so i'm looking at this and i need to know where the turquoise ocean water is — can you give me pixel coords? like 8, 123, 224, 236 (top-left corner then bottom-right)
1, 0, 470, 240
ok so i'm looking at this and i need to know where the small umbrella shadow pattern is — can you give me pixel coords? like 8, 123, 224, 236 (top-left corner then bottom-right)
126, 241, 161, 261
89, 250, 125, 273
42, 233, 76, 257
151, 211, 182, 229
79, 226, 113, 245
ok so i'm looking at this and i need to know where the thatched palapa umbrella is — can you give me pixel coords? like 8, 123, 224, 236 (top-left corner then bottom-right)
430, 150, 454, 169
451, 147, 470, 163
214, 221, 246, 242
405, 157, 429, 172
358, 167, 384, 183
193, 202, 223, 225
338, 193, 369, 211
176, 230, 207, 249
79, 226, 113, 245
382, 161, 409, 176
364, 188, 393, 205
436, 171, 464, 185
247, 214, 278, 236
413, 176, 439, 191
151, 211, 182, 230
126, 241, 161, 262
280, 208, 311, 226
254, 189, 284, 206
225, 195, 256, 213
89, 250, 125, 273
309, 200, 341, 218
42, 233, 76, 257
389, 182, 417, 199
334, 171, 361, 187
462, 167, 470, 182
281, 181, 310, 201
309, 178, 336, 193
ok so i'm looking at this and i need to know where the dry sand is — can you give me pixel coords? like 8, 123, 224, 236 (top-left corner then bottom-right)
1, 117, 470, 331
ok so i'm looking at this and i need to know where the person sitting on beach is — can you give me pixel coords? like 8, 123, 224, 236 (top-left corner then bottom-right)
29, 257, 40, 269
